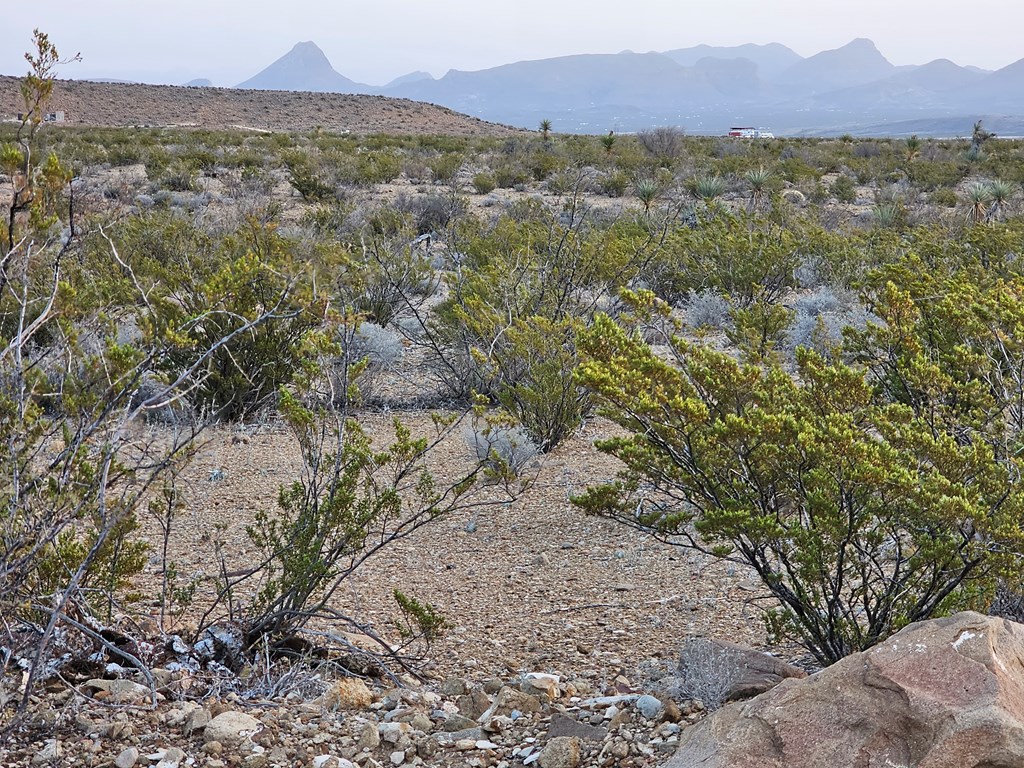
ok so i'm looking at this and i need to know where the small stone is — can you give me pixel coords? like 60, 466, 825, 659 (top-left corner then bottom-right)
456, 689, 491, 720
378, 722, 411, 745
522, 673, 559, 701
546, 713, 607, 742
662, 699, 682, 723
441, 677, 469, 697
115, 746, 139, 768
538, 736, 580, 768
410, 714, 433, 733
312, 757, 340, 768
417, 737, 439, 759
185, 708, 212, 736
635, 695, 664, 720
455, 738, 477, 751
357, 721, 381, 750
32, 740, 61, 765
204, 711, 263, 747
83, 678, 153, 704
156, 747, 185, 768
389, 751, 405, 766
476, 740, 500, 750
480, 687, 541, 721
316, 679, 373, 710
441, 714, 477, 732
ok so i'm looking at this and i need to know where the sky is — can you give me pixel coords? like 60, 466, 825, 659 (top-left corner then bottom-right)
2, 1, 1022, 87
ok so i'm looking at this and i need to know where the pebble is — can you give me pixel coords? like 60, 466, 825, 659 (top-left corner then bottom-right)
635, 694, 664, 719
114, 746, 139, 768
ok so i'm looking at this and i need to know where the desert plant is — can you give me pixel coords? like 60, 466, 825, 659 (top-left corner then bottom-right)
744, 166, 773, 212
574, 293, 1024, 665
472, 172, 497, 194
234, 386, 523, 648
0, 32, 316, 725
601, 170, 630, 197
638, 126, 684, 165
829, 174, 856, 203
684, 289, 732, 331
466, 420, 540, 477
600, 131, 616, 156
905, 134, 922, 162
965, 182, 993, 224
689, 174, 727, 203
676, 638, 749, 711
986, 179, 1015, 221
429, 152, 463, 184
634, 177, 662, 214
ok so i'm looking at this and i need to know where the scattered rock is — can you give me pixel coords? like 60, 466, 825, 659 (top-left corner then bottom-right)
456, 688, 491, 719
31, 740, 61, 765
480, 686, 541, 721
546, 713, 607, 742
83, 678, 153, 704
184, 707, 212, 736
522, 673, 559, 700
441, 713, 477, 732
538, 736, 580, 768
155, 747, 185, 768
203, 711, 264, 747
357, 721, 381, 750
441, 677, 469, 697
114, 746, 139, 768
667, 612, 1024, 768
315, 678, 373, 710
635, 694, 664, 720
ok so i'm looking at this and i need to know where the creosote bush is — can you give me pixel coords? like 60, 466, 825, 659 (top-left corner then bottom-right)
574, 291, 1024, 665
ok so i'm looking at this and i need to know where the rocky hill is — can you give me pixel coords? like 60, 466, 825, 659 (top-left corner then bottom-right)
0, 76, 521, 137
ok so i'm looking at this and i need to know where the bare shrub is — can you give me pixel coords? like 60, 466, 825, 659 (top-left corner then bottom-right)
638, 126, 684, 163
330, 321, 404, 404
676, 637, 749, 711
685, 289, 733, 331
466, 422, 540, 477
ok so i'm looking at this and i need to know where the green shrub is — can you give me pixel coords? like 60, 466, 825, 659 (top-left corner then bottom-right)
829, 174, 856, 203
472, 172, 496, 194
429, 152, 463, 184
574, 296, 1024, 665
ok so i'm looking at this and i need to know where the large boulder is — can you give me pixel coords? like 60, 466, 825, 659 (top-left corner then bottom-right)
667, 612, 1024, 768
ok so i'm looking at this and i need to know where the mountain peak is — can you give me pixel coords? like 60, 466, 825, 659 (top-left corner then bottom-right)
774, 37, 893, 91
236, 40, 363, 93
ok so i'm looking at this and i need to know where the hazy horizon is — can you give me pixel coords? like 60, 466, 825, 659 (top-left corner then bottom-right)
3, 1, 1022, 87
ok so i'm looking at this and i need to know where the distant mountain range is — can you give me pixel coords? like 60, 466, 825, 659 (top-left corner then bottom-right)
170, 39, 1024, 135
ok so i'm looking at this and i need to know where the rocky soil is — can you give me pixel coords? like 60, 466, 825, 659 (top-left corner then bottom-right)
1, 411, 789, 767
0, 77, 522, 137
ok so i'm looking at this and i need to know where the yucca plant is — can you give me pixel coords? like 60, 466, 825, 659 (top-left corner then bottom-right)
871, 200, 904, 229
744, 166, 772, 212
690, 173, 727, 203
964, 182, 994, 224
633, 177, 661, 214
986, 179, 1015, 221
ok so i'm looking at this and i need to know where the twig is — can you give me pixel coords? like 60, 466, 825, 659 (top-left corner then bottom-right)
54, 612, 159, 709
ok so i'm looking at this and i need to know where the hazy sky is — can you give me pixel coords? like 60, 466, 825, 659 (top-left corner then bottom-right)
3, 1, 1022, 86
